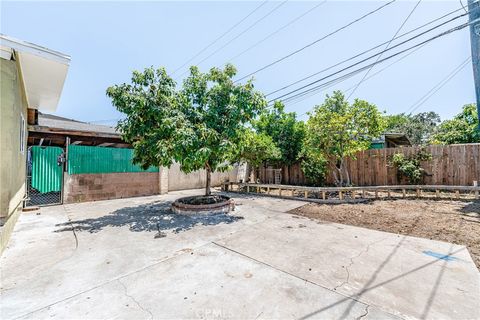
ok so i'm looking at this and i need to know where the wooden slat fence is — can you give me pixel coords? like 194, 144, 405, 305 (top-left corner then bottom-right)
257, 144, 480, 186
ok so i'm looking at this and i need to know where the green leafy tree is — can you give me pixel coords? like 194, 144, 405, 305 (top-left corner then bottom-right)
385, 111, 441, 145
234, 129, 281, 181
106, 64, 266, 195
299, 149, 327, 186
254, 101, 306, 166
431, 104, 479, 144
305, 91, 386, 186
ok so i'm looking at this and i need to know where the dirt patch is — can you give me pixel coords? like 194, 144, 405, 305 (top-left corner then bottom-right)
289, 199, 480, 269
177, 195, 230, 205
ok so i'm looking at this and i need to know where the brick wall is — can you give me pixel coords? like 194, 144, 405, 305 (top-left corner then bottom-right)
63, 172, 160, 203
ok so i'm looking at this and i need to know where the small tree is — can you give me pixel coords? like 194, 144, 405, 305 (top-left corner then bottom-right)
254, 101, 306, 166
305, 91, 386, 186
431, 104, 479, 144
299, 148, 327, 186
106, 64, 266, 196
234, 129, 281, 181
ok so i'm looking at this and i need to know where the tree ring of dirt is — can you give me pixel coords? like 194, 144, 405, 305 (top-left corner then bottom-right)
172, 195, 235, 215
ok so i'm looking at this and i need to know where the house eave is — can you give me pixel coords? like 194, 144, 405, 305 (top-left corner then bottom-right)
1, 34, 71, 112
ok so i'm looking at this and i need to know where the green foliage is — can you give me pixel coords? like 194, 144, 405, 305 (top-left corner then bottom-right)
300, 149, 327, 186
385, 111, 441, 145
234, 129, 281, 168
106, 64, 266, 195
304, 91, 386, 186
254, 101, 306, 165
431, 104, 479, 144
391, 149, 432, 184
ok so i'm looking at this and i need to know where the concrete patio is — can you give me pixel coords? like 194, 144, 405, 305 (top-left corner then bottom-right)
1, 189, 479, 320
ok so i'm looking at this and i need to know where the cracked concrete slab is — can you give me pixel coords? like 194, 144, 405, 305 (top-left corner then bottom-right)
15, 243, 399, 320
1, 190, 479, 319
215, 212, 480, 319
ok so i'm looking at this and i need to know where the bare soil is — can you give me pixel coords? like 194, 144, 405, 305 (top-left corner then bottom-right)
289, 199, 480, 269
177, 195, 230, 205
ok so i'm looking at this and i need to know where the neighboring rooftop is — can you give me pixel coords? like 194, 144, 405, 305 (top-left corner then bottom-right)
37, 112, 118, 135
371, 132, 412, 149
28, 112, 128, 148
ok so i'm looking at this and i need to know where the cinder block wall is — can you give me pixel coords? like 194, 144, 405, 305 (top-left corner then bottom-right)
167, 163, 239, 192
63, 172, 159, 203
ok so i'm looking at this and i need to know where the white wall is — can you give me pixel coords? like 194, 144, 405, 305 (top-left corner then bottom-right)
167, 163, 243, 192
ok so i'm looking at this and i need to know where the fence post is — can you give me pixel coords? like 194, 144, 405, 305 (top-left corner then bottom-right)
474, 181, 479, 199
304, 190, 308, 198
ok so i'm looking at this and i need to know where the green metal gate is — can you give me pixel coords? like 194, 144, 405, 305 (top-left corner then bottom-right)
26, 146, 64, 206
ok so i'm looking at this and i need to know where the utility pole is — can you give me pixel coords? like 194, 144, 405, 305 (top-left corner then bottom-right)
468, 0, 480, 123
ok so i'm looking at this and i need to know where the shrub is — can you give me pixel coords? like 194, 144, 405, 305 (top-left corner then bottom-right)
391, 149, 432, 184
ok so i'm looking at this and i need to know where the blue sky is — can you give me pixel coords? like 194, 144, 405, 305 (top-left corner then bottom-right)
1, 0, 475, 124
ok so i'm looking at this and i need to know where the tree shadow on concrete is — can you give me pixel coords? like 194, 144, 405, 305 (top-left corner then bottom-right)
55, 200, 243, 234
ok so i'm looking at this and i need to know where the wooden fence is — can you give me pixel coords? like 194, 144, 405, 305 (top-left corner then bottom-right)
257, 143, 480, 186
223, 183, 480, 201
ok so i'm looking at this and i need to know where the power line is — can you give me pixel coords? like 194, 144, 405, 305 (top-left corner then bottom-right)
177, 0, 288, 79
270, 20, 472, 103
269, 20, 475, 105
227, 1, 327, 63
460, 0, 469, 13
266, 7, 474, 98
405, 56, 471, 114
170, 1, 268, 76
344, 43, 427, 94
234, 0, 397, 83
291, 43, 429, 112
347, 0, 422, 100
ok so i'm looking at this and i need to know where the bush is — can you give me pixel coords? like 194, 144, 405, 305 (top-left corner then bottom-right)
300, 152, 327, 186
391, 150, 432, 184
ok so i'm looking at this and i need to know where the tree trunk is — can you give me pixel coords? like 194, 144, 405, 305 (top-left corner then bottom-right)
343, 161, 351, 186
205, 165, 212, 196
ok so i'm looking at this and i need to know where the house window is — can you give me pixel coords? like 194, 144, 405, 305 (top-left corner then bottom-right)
20, 114, 25, 154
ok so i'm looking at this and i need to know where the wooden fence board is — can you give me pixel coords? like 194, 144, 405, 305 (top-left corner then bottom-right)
258, 143, 480, 186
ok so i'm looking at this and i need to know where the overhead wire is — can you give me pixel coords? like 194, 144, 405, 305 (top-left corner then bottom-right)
234, 0, 397, 82
405, 56, 472, 114
177, 0, 289, 79
290, 43, 429, 112
227, 1, 327, 63
269, 20, 475, 105
266, 7, 474, 98
347, 0, 422, 100
170, 1, 268, 76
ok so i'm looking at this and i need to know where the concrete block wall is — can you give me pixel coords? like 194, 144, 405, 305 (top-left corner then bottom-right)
63, 164, 245, 203
167, 163, 240, 192
63, 172, 160, 203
